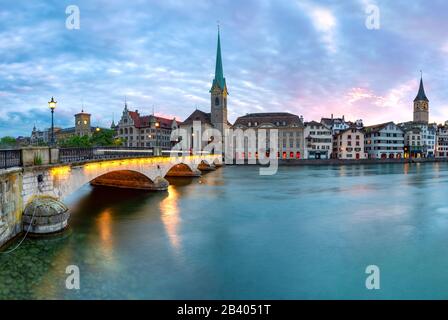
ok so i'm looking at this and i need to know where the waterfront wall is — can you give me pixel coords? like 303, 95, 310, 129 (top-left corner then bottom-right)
0, 169, 23, 248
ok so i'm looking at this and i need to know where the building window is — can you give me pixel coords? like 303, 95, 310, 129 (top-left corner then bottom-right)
215, 97, 220, 106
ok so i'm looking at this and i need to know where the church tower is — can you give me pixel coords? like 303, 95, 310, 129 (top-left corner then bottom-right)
75, 109, 92, 137
413, 74, 429, 124
210, 28, 228, 137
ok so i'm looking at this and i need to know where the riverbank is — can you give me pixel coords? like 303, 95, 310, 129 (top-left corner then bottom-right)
226, 158, 448, 166
278, 158, 448, 166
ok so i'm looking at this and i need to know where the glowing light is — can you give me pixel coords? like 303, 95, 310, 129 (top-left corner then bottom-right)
50, 166, 71, 177
48, 97, 57, 110
160, 186, 181, 252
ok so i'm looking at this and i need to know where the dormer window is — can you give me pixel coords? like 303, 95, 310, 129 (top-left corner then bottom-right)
248, 122, 252, 127
254, 122, 258, 126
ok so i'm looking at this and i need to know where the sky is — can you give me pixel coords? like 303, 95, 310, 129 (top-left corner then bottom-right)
1, 0, 448, 137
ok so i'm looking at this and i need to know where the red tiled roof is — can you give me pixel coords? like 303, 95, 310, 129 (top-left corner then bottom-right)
128, 111, 180, 129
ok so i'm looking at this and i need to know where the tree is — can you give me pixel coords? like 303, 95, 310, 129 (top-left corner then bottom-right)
90, 129, 119, 147
58, 129, 122, 148
0, 136, 17, 148
59, 135, 92, 148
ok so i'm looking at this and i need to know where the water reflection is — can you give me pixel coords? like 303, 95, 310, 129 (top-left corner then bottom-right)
160, 186, 181, 254
96, 209, 114, 262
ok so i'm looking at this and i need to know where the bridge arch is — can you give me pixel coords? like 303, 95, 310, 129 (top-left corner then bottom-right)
163, 163, 201, 178
198, 160, 216, 172
49, 160, 170, 200
90, 170, 167, 190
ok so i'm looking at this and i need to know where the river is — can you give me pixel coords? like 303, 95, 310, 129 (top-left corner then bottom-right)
1, 163, 448, 299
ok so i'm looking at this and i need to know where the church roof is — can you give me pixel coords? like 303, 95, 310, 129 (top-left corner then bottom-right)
182, 109, 212, 125
414, 77, 429, 102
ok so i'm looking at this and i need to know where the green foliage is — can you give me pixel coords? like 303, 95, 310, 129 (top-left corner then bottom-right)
59, 135, 92, 148
90, 129, 117, 147
0, 136, 17, 148
33, 153, 43, 166
58, 129, 122, 148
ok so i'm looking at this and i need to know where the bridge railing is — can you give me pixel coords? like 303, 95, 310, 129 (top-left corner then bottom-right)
0, 149, 22, 169
59, 147, 159, 163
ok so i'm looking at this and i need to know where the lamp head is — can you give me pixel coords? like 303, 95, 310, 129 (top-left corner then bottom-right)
48, 97, 57, 110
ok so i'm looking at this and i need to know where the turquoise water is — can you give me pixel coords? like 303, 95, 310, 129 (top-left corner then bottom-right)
2, 163, 448, 299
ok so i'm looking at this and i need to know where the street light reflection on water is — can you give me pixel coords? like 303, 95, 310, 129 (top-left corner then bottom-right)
160, 186, 181, 254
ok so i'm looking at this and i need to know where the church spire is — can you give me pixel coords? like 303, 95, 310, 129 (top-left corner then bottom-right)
414, 72, 429, 102
211, 26, 226, 92
124, 96, 128, 111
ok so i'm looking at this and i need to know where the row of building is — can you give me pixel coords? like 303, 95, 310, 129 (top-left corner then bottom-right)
29, 29, 448, 161
110, 30, 447, 160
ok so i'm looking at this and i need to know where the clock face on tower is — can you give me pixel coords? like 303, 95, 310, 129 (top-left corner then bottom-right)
416, 102, 427, 111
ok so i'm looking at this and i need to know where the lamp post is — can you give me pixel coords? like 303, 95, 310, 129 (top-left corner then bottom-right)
48, 97, 57, 146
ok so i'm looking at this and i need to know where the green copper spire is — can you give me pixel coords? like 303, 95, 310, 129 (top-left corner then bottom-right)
211, 27, 226, 91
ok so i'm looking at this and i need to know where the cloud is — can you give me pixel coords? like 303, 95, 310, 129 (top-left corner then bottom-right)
298, 1, 338, 53
1, 0, 448, 137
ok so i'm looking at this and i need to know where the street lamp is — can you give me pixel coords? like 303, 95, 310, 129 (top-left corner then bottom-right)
48, 97, 57, 146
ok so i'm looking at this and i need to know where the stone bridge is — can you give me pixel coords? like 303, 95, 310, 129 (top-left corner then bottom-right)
0, 147, 222, 248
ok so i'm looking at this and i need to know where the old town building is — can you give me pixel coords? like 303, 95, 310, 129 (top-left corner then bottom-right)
436, 122, 448, 158
364, 122, 405, 159
116, 102, 179, 151
399, 121, 436, 158
333, 128, 366, 160
321, 115, 350, 134
233, 113, 305, 159
304, 121, 333, 159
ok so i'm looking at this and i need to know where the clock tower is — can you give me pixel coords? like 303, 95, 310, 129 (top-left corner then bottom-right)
413, 74, 429, 124
75, 110, 92, 137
